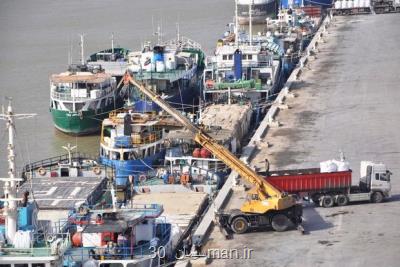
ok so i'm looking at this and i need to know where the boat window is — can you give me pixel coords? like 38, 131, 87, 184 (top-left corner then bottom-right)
242, 54, 247, 60
0, 265, 12, 267
248, 54, 253, 60
222, 55, 227, 60
64, 103, 73, 112
76, 82, 86, 89
228, 55, 233, 60
375, 173, 379, 180
32, 264, 46, 267
112, 152, 120, 160
88, 101, 97, 111
15, 264, 28, 267
74, 102, 85, 111
54, 101, 59, 109
123, 152, 129, 160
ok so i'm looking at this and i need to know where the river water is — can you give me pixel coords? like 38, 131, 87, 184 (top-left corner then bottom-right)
0, 0, 233, 174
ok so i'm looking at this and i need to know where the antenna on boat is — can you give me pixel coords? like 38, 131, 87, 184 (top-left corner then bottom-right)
176, 22, 180, 42
68, 37, 73, 65
249, 0, 253, 46
62, 143, 77, 166
111, 32, 114, 55
235, 0, 239, 48
0, 97, 36, 244
80, 34, 85, 65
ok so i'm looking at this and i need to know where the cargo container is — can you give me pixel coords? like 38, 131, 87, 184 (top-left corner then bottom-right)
262, 161, 392, 207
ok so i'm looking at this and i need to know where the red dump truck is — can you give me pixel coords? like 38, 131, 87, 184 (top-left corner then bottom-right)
262, 161, 392, 208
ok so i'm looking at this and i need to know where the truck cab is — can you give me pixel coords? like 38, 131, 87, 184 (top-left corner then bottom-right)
358, 161, 392, 199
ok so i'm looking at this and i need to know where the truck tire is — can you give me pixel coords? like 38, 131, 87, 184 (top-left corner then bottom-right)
336, 195, 348, 206
320, 195, 334, 208
311, 194, 321, 206
371, 192, 383, 203
271, 214, 291, 232
231, 216, 249, 234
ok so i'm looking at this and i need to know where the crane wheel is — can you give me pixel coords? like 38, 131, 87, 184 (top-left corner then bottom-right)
371, 192, 383, 203
336, 195, 348, 206
231, 216, 249, 234
320, 195, 334, 208
271, 214, 290, 232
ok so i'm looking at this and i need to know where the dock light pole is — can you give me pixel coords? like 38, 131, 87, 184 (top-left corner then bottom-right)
0, 98, 36, 244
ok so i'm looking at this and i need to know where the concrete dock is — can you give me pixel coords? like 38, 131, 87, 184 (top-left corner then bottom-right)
201, 14, 400, 266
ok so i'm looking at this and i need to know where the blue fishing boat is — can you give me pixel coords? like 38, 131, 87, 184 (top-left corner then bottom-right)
99, 111, 167, 189
123, 36, 205, 113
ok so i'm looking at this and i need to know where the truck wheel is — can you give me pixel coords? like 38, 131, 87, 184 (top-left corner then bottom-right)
320, 195, 334, 208
271, 214, 291, 232
336, 195, 348, 206
371, 192, 383, 203
311, 194, 321, 206
231, 216, 249, 234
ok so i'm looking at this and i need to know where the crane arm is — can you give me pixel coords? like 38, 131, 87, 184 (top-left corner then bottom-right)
122, 73, 283, 200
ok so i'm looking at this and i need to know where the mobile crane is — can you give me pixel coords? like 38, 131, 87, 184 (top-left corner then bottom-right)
121, 73, 303, 234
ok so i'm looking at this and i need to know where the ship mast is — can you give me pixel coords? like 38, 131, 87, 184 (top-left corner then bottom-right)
80, 34, 85, 65
249, 0, 253, 46
0, 98, 36, 244
235, 0, 239, 48
111, 32, 114, 55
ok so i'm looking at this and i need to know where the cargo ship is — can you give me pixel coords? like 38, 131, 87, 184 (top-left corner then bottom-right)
124, 35, 205, 113
99, 110, 173, 190
50, 64, 122, 135
50, 35, 124, 135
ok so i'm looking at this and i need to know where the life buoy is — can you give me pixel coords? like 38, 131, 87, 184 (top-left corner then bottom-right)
47, 235, 56, 243
93, 166, 102, 175
205, 80, 214, 89
38, 167, 46, 176
139, 174, 147, 183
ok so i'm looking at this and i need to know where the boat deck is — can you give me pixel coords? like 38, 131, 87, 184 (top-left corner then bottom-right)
16, 176, 107, 223
132, 191, 207, 231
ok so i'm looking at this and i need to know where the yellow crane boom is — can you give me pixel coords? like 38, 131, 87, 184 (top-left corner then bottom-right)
122, 73, 297, 214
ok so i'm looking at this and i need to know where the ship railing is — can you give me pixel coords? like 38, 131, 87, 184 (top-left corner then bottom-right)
51, 89, 90, 101
135, 69, 191, 82
162, 36, 202, 50
0, 233, 71, 257
215, 60, 272, 69
20, 152, 102, 179
72, 203, 164, 218
51, 86, 114, 101
130, 130, 163, 145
